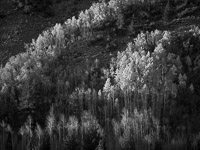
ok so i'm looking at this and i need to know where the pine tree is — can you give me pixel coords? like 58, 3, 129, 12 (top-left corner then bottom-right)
163, 0, 174, 22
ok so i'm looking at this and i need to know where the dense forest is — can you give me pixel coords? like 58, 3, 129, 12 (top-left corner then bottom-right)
1, 0, 200, 149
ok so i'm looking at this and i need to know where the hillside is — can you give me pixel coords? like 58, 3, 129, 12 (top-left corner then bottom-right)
0, 0, 98, 65
1, 0, 200, 150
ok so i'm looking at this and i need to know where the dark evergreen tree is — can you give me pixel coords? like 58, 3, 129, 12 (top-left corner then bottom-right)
163, 0, 174, 22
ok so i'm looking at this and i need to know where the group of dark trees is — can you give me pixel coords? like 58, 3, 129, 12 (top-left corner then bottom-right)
12, 0, 59, 16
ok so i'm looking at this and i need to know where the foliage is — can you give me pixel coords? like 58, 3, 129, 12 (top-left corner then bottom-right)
113, 109, 160, 150
104, 26, 200, 149
1, 0, 200, 149
81, 111, 103, 150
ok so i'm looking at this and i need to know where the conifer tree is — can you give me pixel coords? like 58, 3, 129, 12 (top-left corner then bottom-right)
163, 0, 173, 22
